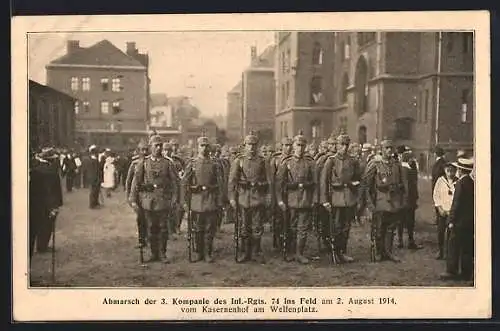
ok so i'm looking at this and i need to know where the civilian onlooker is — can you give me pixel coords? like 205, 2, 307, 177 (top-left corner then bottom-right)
73, 152, 82, 189
432, 162, 457, 260
63, 151, 77, 192
397, 151, 423, 250
440, 157, 475, 282
101, 155, 117, 198
431, 146, 447, 227
87, 145, 102, 209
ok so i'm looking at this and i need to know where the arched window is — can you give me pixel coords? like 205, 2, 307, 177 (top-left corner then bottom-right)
312, 42, 323, 65
310, 76, 323, 105
393, 117, 415, 140
311, 120, 321, 139
354, 56, 369, 116
342, 73, 349, 104
358, 125, 367, 145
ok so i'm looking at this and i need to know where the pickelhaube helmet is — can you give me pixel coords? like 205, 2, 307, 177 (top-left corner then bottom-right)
327, 132, 337, 144
337, 133, 351, 145
197, 129, 210, 145
293, 130, 307, 144
149, 134, 163, 145
380, 139, 394, 148
244, 130, 259, 145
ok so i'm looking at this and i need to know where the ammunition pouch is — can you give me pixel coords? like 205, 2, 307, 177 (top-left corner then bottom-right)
238, 181, 268, 192
189, 185, 218, 193
138, 183, 166, 192
286, 182, 314, 191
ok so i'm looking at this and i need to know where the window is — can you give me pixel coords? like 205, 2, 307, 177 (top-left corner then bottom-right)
74, 101, 79, 114
281, 51, 286, 73
112, 101, 121, 114
463, 32, 473, 54
285, 49, 291, 73
312, 42, 323, 65
357, 32, 376, 47
82, 77, 90, 91
446, 33, 454, 53
424, 89, 429, 123
101, 78, 109, 91
284, 121, 288, 137
461, 89, 469, 123
100, 101, 109, 114
71, 77, 79, 91
310, 76, 323, 105
345, 36, 351, 60
342, 74, 349, 103
112, 78, 121, 92
311, 121, 321, 139
83, 101, 90, 113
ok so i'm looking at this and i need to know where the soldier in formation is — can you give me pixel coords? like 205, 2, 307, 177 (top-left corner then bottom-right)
228, 131, 269, 263
126, 141, 149, 248
181, 135, 224, 263
129, 135, 179, 263
320, 133, 362, 263
275, 131, 316, 264
360, 139, 405, 263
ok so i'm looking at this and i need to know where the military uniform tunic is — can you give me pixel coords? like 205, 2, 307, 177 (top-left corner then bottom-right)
125, 155, 147, 246
129, 156, 178, 259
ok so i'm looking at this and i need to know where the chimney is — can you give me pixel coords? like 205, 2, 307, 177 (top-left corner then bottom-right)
126, 42, 137, 56
251, 46, 257, 62
67, 40, 80, 55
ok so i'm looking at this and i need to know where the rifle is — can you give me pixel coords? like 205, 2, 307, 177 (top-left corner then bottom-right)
370, 215, 377, 263
234, 198, 240, 262
187, 191, 194, 263
328, 208, 340, 265
313, 205, 322, 254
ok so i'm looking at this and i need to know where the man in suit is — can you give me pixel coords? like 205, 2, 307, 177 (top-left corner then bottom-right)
29, 147, 63, 258
87, 145, 102, 209
432, 147, 447, 191
440, 158, 475, 282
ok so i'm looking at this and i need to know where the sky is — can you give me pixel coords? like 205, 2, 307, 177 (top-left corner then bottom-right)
28, 31, 275, 117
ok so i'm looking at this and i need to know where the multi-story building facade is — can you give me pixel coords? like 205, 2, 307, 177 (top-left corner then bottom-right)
332, 32, 474, 172
274, 32, 337, 144
29, 80, 76, 151
45, 39, 151, 151
226, 81, 242, 144
274, 31, 474, 172
241, 45, 276, 144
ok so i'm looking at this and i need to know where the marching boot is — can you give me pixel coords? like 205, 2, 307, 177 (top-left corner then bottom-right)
252, 237, 266, 264
339, 232, 354, 263
295, 237, 310, 265
238, 238, 252, 263
146, 237, 160, 263
382, 230, 401, 263
160, 236, 170, 264
285, 234, 296, 262
204, 235, 215, 263
194, 232, 204, 262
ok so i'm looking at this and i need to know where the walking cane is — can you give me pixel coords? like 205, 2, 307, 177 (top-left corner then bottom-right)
50, 210, 58, 284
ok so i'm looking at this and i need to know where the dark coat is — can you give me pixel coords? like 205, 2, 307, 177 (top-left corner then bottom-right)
401, 164, 419, 209
86, 156, 102, 186
30, 159, 63, 214
448, 175, 474, 231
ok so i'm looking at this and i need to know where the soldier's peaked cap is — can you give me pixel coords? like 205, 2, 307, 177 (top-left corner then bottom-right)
293, 130, 307, 144
337, 133, 351, 144
149, 135, 163, 145
244, 130, 259, 144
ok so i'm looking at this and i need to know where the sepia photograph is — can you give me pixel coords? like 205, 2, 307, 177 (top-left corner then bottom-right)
12, 12, 491, 320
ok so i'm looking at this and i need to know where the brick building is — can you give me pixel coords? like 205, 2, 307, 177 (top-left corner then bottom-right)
29, 80, 76, 151
332, 32, 474, 172
274, 32, 337, 144
274, 31, 474, 172
226, 81, 242, 144
241, 45, 276, 144
45, 39, 151, 151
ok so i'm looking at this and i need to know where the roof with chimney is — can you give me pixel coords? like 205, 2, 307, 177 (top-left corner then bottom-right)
250, 44, 276, 68
47, 39, 146, 68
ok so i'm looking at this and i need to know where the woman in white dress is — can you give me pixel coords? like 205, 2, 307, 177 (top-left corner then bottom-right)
101, 156, 116, 198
